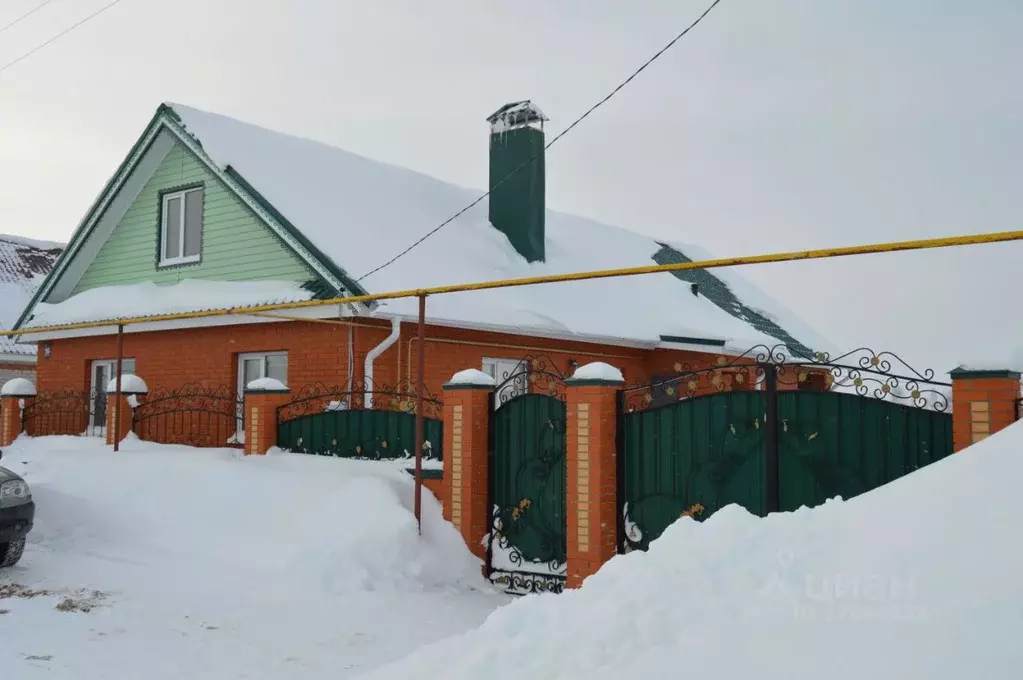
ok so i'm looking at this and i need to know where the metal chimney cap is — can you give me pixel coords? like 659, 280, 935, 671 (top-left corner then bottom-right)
487, 100, 548, 131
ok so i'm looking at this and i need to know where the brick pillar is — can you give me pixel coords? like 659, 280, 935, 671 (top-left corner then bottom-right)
105, 375, 148, 446
442, 370, 495, 561
950, 368, 1021, 452
565, 362, 624, 589
1, 396, 31, 446
244, 386, 291, 455
1, 378, 36, 445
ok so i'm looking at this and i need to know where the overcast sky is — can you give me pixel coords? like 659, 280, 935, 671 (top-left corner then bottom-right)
1, 0, 1021, 374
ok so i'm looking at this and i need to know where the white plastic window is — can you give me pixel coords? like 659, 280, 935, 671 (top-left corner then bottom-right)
160, 187, 203, 265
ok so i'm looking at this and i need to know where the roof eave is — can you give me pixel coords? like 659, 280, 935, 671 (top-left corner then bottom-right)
11, 106, 172, 333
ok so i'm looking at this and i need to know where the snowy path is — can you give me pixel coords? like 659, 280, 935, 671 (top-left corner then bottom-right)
0, 437, 507, 679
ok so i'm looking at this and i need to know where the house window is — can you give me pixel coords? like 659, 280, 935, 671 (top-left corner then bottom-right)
237, 352, 288, 394
160, 187, 203, 266
236, 352, 288, 435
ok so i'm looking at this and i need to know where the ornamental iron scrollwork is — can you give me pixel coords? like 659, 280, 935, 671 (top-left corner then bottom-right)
132, 383, 241, 448
620, 346, 771, 413
620, 344, 951, 413
488, 569, 566, 595
276, 378, 442, 422
776, 347, 950, 412
487, 410, 567, 595
493, 354, 568, 406
21, 389, 94, 437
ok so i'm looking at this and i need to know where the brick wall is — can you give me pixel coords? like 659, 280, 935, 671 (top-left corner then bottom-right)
36, 320, 723, 402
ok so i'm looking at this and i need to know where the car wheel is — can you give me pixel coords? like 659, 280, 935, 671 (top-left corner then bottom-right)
0, 538, 26, 568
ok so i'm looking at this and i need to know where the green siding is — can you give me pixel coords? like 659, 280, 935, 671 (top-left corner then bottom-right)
74, 142, 317, 293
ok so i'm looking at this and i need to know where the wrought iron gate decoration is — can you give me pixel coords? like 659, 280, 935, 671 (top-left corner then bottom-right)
486, 355, 568, 595
21, 389, 95, 437
275, 379, 443, 461
618, 345, 953, 552
132, 384, 242, 448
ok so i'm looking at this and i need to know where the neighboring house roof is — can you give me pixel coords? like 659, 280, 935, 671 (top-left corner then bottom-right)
0, 234, 63, 357
17, 103, 830, 356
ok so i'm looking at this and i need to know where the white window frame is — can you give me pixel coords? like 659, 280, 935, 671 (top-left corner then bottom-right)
159, 187, 203, 266
482, 357, 527, 408
236, 352, 289, 432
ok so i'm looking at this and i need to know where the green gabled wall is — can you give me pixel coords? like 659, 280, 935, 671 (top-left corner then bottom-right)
73, 141, 318, 294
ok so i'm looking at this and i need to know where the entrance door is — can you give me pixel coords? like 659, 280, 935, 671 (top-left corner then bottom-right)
482, 358, 527, 408
89, 358, 136, 436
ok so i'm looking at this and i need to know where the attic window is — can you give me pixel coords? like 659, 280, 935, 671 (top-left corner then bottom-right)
160, 187, 203, 266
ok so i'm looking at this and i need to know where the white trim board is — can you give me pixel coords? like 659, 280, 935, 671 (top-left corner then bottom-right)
17, 308, 663, 354
47, 131, 175, 303
0, 353, 37, 365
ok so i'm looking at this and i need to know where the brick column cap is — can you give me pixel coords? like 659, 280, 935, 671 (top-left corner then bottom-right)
1, 378, 37, 397
566, 361, 624, 387
442, 369, 496, 391
949, 367, 1021, 380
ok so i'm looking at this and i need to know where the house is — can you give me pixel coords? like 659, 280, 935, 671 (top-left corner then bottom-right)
0, 235, 62, 383
8, 101, 830, 446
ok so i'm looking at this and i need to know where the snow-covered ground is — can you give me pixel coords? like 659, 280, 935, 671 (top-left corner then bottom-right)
0, 435, 507, 679
366, 423, 1023, 680
7, 421, 1023, 680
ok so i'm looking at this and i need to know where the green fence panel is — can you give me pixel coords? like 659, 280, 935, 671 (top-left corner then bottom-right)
621, 388, 953, 550
277, 410, 443, 462
776, 391, 953, 511
621, 391, 767, 550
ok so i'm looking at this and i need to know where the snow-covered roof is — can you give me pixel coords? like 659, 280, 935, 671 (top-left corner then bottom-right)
27, 280, 313, 329
0, 234, 62, 356
160, 104, 829, 355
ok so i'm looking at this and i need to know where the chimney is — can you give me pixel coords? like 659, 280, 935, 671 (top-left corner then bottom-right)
486, 100, 548, 263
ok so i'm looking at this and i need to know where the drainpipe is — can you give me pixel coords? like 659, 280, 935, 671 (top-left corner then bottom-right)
364, 316, 401, 408
346, 323, 355, 393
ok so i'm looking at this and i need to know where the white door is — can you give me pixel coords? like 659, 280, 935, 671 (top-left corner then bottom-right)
483, 358, 527, 408
90, 358, 136, 436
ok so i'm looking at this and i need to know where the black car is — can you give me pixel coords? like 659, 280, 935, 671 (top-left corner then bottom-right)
0, 450, 34, 568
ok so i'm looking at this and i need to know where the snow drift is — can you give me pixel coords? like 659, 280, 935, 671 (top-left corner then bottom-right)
1, 436, 501, 679
3, 435, 483, 595
364, 423, 1023, 679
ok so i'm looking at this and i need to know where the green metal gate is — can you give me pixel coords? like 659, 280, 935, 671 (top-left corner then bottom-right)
620, 391, 767, 550
619, 346, 953, 551
486, 357, 568, 595
276, 381, 443, 461
776, 390, 952, 511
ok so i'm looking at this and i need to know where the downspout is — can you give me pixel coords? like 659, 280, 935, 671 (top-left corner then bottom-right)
364, 316, 401, 408
347, 323, 355, 392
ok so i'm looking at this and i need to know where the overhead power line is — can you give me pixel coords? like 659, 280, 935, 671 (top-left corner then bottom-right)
355, 0, 726, 283
0, 0, 128, 76
0, 0, 58, 35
